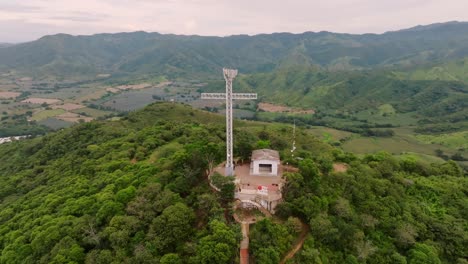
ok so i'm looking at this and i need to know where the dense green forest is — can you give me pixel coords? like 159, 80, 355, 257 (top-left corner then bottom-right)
0, 103, 466, 263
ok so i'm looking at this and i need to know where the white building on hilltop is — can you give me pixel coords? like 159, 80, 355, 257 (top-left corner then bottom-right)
213, 148, 284, 212
234, 149, 283, 212
250, 149, 280, 176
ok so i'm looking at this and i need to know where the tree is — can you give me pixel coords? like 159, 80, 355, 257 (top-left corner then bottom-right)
298, 159, 320, 190
148, 202, 195, 253
160, 253, 182, 264
250, 219, 294, 260
256, 140, 270, 149
49, 236, 85, 264
255, 247, 280, 264
192, 220, 239, 264
408, 243, 442, 264
285, 217, 303, 235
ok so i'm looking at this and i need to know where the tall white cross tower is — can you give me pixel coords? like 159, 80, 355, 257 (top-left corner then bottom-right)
201, 68, 257, 176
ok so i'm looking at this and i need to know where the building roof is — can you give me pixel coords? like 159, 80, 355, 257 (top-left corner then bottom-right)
251, 149, 280, 161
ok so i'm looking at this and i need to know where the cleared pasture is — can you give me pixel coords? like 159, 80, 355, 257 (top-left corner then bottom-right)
258, 102, 315, 114
71, 107, 113, 118
21, 98, 61, 104
38, 117, 74, 130
342, 133, 455, 156
56, 112, 93, 123
0, 92, 20, 99
307, 126, 354, 142
52, 103, 85, 111
31, 109, 66, 121
415, 131, 468, 150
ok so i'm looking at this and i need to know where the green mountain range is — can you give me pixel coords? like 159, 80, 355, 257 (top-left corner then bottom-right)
2, 22, 468, 78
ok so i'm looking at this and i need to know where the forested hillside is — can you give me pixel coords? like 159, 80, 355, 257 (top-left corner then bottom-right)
2, 22, 468, 78
209, 66, 468, 124
0, 103, 466, 263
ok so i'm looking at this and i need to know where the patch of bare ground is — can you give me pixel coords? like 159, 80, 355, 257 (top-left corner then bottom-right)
154, 81, 172, 88
283, 165, 300, 173
114, 83, 151, 90
0, 92, 21, 99
106, 87, 120, 93
21, 98, 61, 104
56, 112, 93, 123
258, 102, 315, 114
96, 73, 111, 78
51, 103, 85, 111
106, 82, 172, 93
333, 163, 348, 173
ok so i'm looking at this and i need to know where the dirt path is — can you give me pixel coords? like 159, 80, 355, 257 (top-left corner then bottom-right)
258, 102, 315, 114
333, 163, 348, 173
239, 220, 250, 264
279, 222, 310, 264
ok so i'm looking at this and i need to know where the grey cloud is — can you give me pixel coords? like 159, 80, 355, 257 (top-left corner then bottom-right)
0, 3, 42, 13
48, 16, 102, 22
2, 0, 468, 42
49, 11, 109, 23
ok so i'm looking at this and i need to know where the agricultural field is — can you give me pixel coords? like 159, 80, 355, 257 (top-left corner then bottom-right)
75, 88, 109, 102
257, 102, 315, 114
35, 88, 84, 100
51, 103, 85, 111
99, 81, 202, 111
354, 110, 420, 126
307, 126, 354, 142
21, 98, 61, 104
37, 118, 73, 130
0, 92, 20, 99
71, 107, 113, 118
0, 74, 185, 133
341, 127, 467, 158
255, 111, 313, 122
30, 109, 66, 121
415, 131, 468, 150
396, 152, 446, 164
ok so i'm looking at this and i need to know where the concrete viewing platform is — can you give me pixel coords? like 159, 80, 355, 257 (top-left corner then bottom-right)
214, 162, 284, 210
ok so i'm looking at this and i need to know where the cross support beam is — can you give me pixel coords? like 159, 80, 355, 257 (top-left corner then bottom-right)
200, 68, 257, 176
201, 93, 257, 100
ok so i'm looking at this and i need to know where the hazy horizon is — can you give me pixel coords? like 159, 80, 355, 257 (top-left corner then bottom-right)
1, 0, 468, 43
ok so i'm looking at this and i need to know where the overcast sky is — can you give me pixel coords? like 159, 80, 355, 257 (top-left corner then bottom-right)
1, 0, 468, 43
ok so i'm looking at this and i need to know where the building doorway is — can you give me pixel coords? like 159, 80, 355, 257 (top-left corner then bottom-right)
259, 164, 273, 173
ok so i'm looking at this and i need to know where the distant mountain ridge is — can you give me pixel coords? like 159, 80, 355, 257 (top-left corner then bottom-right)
0, 43, 13, 48
2, 21, 468, 78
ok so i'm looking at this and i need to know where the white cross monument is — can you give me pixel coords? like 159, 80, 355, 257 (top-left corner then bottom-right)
201, 68, 257, 176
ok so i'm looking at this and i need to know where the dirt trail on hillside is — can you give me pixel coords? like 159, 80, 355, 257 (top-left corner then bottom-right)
280, 222, 310, 264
